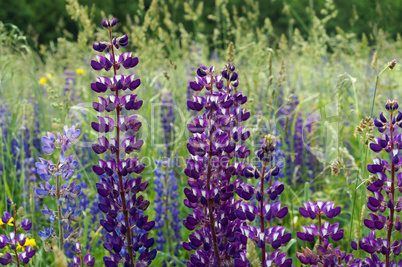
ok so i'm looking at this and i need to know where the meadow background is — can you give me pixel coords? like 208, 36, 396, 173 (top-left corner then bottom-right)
1, 0, 402, 265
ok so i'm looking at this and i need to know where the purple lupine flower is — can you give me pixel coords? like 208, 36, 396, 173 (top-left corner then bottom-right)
297, 241, 356, 266
0, 198, 36, 265
352, 99, 402, 266
240, 134, 292, 265
34, 125, 82, 251
296, 200, 353, 265
91, 18, 155, 266
298, 201, 341, 220
183, 63, 252, 266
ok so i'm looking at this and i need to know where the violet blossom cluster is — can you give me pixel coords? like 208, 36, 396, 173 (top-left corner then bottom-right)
91, 18, 156, 267
240, 134, 292, 266
0, 198, 35, 266
35, 125, 82, 251
351, 99, 402, 266
296, 200, 354, 265
183, 63, 254, 266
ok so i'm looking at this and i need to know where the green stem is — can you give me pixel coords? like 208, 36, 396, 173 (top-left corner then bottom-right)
80, 253, 84, 267
259, 164, 267, 266
370, 65, 390, 117
164, 165, 172, 251
348, 165, 359, 251
385, 113, 395, 267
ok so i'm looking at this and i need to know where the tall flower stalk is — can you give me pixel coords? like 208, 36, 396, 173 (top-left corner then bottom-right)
183, 63, 252, 266
91, 18, 156, 266
35, 125, 82, 251
258, 135, 291, 266
351, 99, 402, 266
241, 134, 292, 266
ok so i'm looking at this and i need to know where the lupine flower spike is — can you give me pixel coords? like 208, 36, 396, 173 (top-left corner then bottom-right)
91, 18, 156, 267
0, 198, 36, 266
239, 134, 292, 267
183, 63, 253, 266
351, 99, 402, 266
35, 125, 82, 251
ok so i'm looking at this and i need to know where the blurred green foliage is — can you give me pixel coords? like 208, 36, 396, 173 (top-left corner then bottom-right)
1, 0, 402, 48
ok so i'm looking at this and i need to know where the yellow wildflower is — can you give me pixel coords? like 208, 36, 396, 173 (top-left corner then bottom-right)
17, 238, 36, 250
76, 68, 85, 75
47, 73, 53, 78
0, 217, 14, 226
39, 77, 48, 85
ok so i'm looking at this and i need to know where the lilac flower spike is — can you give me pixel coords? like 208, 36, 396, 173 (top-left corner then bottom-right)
183, 63, 252, 266
352, 99, 402, 266
91, 18, 155, 267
